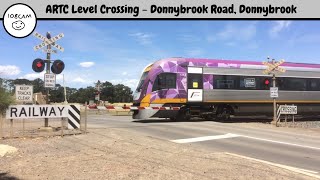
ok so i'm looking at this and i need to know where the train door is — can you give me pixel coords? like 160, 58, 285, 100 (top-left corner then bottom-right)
187, 67, 203, 102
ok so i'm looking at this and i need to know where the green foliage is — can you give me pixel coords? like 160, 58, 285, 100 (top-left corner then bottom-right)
1, 78, 134, 104
0, 87, 14, 113
33, 78, 45, 93
68, 86, 96, 104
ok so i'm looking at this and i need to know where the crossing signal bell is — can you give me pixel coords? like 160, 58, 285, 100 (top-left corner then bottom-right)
51, 60, 65, 74
32, 58, 45, 72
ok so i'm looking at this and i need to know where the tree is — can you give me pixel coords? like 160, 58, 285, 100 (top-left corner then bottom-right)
0, 77, 134, 104
113, 84, 133, 103
49, 84, 64, 103
33, 78, 45, 93
0, 86, 14, 114
68, 86, 95, 104
66, 87, 78, 102
100, 81, 114, 102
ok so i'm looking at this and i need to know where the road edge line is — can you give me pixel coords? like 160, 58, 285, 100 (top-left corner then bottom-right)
225, 152, 320, 179
170, 133, 241, 143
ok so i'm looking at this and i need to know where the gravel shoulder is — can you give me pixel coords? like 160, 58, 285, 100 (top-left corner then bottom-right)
0, 126, 318, 180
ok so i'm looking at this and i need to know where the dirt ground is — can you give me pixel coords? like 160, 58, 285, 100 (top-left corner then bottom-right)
0, 127, 317, 180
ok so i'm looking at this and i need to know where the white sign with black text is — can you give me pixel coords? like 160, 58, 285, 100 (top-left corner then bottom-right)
6, 105, 68, 119
44, 73, 56, 88
278, 105, 298, 115
270, 87, 278, 98
33, 32, 65, 52
15, 85, 33, 102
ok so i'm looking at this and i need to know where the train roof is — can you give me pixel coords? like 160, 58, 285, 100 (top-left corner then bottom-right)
152, 57, 320, 70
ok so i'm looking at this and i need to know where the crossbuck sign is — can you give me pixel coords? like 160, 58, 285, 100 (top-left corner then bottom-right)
33, 32, 64, 52
262, 59, 286, 75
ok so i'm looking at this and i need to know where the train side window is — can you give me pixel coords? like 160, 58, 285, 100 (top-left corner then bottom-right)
152, 73, 176, 91
214, 75, 239, 89
309, 79, 320, 91
283, 78, 307, 91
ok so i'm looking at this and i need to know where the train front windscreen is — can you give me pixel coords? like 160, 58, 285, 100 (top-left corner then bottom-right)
133, 71, 149, 101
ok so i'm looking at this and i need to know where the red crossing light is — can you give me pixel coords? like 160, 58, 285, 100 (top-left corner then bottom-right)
51, 60, 65, 74
264, 79, 270, 85
32, 58, 45, 72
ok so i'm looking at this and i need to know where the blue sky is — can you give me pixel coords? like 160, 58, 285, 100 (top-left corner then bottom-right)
0, 20, 320, 90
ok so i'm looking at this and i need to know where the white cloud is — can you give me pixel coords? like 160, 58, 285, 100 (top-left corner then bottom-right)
19, 72, 44, 80
72, 77, 87, 83
289, 34, 320, 44
269, 21, 292, 37
109, 78, 139, 90
0, 65, 20, 76
217, 23, 257, 41
129, 32, 153, 45
206, 36, 216, 43
122, 72, 128, 76
205, 22, 259, 49
178, 34, 201, 43
79, 62, 95, 68
19, 72, 63, 81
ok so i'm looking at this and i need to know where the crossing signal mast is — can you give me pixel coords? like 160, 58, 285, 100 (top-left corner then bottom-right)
262, 57, 286, 125
32, 31, 65, 128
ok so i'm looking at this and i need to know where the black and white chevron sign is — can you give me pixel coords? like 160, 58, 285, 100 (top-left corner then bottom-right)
68, 105, 80, 129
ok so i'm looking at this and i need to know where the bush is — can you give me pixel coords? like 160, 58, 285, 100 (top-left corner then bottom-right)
0, 87, 14, 114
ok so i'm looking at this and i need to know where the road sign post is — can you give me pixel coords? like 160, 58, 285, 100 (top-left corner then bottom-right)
45, 32, 52, 127
263, 57, 286, 125
277, 104, 297, 126
33, 31, 64, 128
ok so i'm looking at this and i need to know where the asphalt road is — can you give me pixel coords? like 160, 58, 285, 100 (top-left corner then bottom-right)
87, 112, 320, 174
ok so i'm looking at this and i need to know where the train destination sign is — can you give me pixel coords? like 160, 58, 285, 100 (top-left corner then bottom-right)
244, 78, 256, 88
6, 105, 68, 119
15, 85, 33, 102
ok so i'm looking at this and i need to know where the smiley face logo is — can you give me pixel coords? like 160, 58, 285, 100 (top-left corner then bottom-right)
12, 20, 25, 30
3, 3, 37, 38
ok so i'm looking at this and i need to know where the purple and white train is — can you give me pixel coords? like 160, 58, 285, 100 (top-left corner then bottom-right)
132, 58, 320, 120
